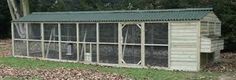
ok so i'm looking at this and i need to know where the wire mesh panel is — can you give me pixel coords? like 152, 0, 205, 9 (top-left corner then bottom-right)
61, 43, 77, 60
99, 23, 118, 42
14, 23, 26, 39
145, 23, 168, 44
44, 24, 58, 41
145, 46, 168, 67
28, 23, 41, 40
44, 42, 59, 59
122, 24, 141, 43
78, 44, 97, 62
14, 40, 27, 56
29, 41, 42, 57
99, 45, 118, 64
61, 24, 76, 41
122, 45, 141, 64
79, 23, 96, 42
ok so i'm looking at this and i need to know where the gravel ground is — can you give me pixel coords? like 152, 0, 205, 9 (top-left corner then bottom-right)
0, 65, 131, 80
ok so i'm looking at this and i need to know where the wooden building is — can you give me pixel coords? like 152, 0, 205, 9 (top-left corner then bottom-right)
11, 8, 223, 71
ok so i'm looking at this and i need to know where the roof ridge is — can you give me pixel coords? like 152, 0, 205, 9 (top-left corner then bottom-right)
31, 8, 213, 15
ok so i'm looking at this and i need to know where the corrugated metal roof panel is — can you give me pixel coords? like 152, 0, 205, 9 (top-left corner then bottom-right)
14, 8, 213, 22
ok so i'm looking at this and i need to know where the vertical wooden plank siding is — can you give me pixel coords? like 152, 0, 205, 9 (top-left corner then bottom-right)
170, 22, 199, 71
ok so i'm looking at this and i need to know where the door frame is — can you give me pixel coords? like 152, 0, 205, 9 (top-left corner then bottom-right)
118, 23, 145, 66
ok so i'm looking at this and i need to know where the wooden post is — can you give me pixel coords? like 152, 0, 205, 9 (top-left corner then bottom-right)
96, 23, 99, 63
41, 23, 45, 58
140, 23, 145, 66
11, 23, 15, 56
168, 22, 171, 68
26, 23, 29, 56
76, 23, 80, 61
58, 23, 62, 60
118, 23, 122, 64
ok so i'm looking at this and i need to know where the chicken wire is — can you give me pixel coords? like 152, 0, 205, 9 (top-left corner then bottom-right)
44, 42, 59, 59
14, 40, 27, 56
78, 44, 97, 62
44, 24, 58, 41
79, 23, 96, 42
122, 24, 141, 43
61, 24, 77, 41
61, 43, 77, 60
99, 23, 118, 42
29, 41, 42, 57
28, 23, 41, 40
122, 45, 141, 64
99, 45, 118, 64
145, 46, 168, 67
14, 23, 26, 39
145, 23, 168, 44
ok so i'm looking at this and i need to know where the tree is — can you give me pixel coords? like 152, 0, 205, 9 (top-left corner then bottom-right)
0, 0, 11, 38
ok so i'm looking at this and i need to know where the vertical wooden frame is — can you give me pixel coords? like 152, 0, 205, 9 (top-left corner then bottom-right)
41, 23, 45, 58
76, 23, 80, 61
96, 23, 99, 63
11, 23, 15, 56
26, 22, 29, 57
197, 21, 201, 71
168, 22, 171, 68
118, 23, 122, 64
58, 23, 62, 60
140, 23, 145, 66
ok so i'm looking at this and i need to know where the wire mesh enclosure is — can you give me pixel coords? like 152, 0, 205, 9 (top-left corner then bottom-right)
29, 41, 42, 57
14, 40, 27, 56
44, 24, 58, 41
28, 23, 41, 40
61, 43, 77, 60
99, 44, 118, 63
12, 22, 169, 68
44, 42, 59, 59
79, 23, 96, 42
145, 23, 168, 44
61, 24, 77, 41
145, 46, 168, 67
99, 23, 118, 42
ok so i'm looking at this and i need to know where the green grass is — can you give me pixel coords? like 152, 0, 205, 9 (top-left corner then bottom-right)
0, 57, 221, 80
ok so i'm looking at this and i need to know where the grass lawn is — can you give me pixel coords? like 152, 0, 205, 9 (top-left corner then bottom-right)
0, 57, 222, 80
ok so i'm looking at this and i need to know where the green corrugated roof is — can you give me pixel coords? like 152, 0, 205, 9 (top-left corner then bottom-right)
14, 8, 213, 22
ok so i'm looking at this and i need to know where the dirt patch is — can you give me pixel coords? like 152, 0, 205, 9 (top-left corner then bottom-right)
203, 53, 236, 72
0, 65, 131, 80
0, 39, 11, 57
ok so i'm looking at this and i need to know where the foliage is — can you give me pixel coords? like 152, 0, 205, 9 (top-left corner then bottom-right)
0, 0, 235, 51
0, 0, 11, 38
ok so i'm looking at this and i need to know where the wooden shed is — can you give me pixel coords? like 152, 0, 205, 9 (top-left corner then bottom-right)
11, 8, 224, 71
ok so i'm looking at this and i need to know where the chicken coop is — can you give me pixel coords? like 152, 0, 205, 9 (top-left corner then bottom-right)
11, 8, 223, 71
